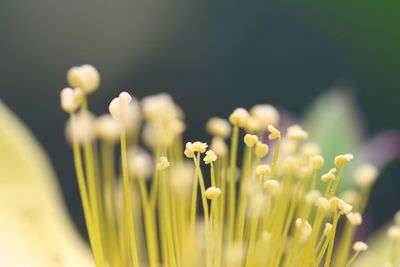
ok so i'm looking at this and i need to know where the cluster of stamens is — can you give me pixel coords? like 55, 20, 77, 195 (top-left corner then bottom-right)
60, 65, 387, 267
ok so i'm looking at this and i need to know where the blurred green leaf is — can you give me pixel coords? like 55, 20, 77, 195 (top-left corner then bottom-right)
303, 89, 364, 191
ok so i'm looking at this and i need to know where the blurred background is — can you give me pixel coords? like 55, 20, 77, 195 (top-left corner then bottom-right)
0, 1, 399, 235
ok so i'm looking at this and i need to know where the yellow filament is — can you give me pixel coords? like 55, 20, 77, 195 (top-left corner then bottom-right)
70, 115, 105, 267
120, 131, 140, 267
227, 125, 239, 242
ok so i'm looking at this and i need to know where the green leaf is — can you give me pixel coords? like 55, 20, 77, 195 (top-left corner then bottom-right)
303, 89, 364, 192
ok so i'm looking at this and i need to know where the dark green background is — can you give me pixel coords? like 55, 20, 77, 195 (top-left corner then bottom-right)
0, 1, 399, 234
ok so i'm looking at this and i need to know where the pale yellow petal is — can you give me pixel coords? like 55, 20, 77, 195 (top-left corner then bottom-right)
0, 101, 93, 267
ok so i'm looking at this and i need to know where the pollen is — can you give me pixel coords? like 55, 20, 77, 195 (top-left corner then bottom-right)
157, 156, 170, 171
352, 241, 368, 252
229, 107, 249, 128
300, 142, 321, 157
388, 226, 400, 240
203, 150, 217, 164
244, 134, 258, 147
264, 179, 280, 195
192, 141, 208, 153
206, 117, 231, 138
244, 116, 262, 133
205, 187, 222, 199
255, 142, 269, 158
210, 136, 228, 157
67, 64, 100, 94
335, 154, 354, 168
338, 202, 353, 215
305, 190, 321, 205
347, 212, 362, 226
286, 124, 309, 141
316, 197, 330, 212
65, 111, 95, 143
321, 172, 335, 182
329, 197, 344, 212
311, 155, 324, 169
184, 142, 195, 158
109, 92, 131, 120
268, 125, 280, 140
128, 148, 153, 178
340, 190, 360, 207
95, 114, 121, 143
249, 104, 279, 130
256, 164, 271, 177
60, 87, 83, 113
354, 164, 379, 189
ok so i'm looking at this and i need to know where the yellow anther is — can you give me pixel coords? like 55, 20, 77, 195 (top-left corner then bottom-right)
338, 202, 353, 215
316, 197, 330, 212
255, 142, 269, 158
229, 107, 249, 128
109, 92, 131, 119
184, 142, 195, 158
141, 93, 179, 122
264, 180, 280, 195
210, 136, 228, 157
65, 111, 95, 143
244, 134, 258, 147
321, 168, 337, 182
157, 156, 170, 171
128, 148, 153, 178
335, 154, 354, 168
329, 197, 344, 213
340, 190, 360, 207
205, 187, 222, 199
300, 142, 321, 157
67, 64, 100, 94
192, 141, 208, 153
388, 226, 400, 240
95, 114, 121, 143
352, 241, 368, 252
286, 124, 309, 141
244, 116, 262, 133
321, 173, 335, 182
354, 164, 379, 189
249, 104, 280, 131
268, 125, 280, 140
305, 190, 321, 205
60, 87, 83, 113
203, 150, 217, 164
311, 155, 324, 169
347, 212, 362, 226
298, 166, 313, 181
206, 117, 231, 138
256, 164, 271, 177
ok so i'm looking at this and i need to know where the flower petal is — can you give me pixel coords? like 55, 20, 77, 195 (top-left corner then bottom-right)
0, 101, 93, 267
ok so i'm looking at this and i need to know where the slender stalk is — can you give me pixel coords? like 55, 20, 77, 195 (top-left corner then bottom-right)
71, 128, 105, 267
227, 125, 239, 242
120, 131, 140, 267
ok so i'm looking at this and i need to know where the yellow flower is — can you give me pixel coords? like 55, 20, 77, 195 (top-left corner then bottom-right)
0, 65, 398, 267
